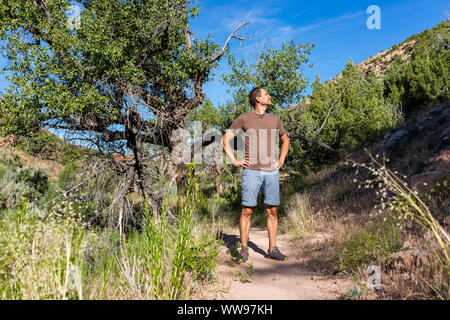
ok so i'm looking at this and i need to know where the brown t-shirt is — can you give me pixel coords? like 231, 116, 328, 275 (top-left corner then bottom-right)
228, 111, 286, 171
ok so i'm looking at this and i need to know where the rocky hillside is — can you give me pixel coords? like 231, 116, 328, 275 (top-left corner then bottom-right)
351, 100, 449, 195
280, 96, 449, 299
0, 132, 65, 181
338, 20, 448, 79
353, 39, 415, 78
295, 20, 449, 109
303, 98, 449, 220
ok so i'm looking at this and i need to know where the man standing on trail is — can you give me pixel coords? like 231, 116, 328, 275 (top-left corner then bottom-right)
221, 87, 290, 262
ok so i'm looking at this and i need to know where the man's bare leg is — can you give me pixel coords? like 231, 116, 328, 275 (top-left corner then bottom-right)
265, 204, 278, 252
239, 206, 253, 248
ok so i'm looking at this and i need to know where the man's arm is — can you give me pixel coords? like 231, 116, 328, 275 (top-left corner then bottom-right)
278, 133, 290, 169
221, 130, 250, 168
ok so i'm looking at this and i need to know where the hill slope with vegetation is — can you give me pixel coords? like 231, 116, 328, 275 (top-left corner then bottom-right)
0, 13, 448, 300
276, 20, 449, 299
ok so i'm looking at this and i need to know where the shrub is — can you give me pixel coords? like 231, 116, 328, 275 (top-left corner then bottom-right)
15, 130, 62, 160
351, 155, 450, 272
295, 61, 403, 171
0, 177, 32, 210
349, 154, 450, 298
219, 171, 242, 212
185, 235, 222, 283
0, 163, 7, 179
111, 166, 221, 299
17, 167, 49, 195
0, 166, 49, 209
343, 284, 367, 300
423, 178, 450, 222
60, 145, 86, 165
57, 162, 80, 191
334, 217, 403, 276
383, 21, 450, 118
0, 167, 222, 300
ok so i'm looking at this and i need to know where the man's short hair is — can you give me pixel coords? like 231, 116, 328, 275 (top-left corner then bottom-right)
248, 87, 264, 108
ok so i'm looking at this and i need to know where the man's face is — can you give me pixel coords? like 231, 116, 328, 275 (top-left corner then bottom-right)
257, 89, 272, 106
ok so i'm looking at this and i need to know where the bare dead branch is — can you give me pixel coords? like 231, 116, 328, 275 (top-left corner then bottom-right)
208, 21, 250, 63
313, 89, 344, 139
288, 133, 336, 152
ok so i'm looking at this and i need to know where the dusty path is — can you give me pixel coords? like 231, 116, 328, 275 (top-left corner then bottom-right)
212, 226, 352, 300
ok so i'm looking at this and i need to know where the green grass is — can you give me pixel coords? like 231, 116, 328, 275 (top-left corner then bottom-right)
235, 263, 255, 283
333, 217, 403, 276
0, 166, 222, 300
343, 284, 367, 300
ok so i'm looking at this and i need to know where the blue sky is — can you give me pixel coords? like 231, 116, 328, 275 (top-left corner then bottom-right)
190, 0, 449, 106
0, 0, 448, 108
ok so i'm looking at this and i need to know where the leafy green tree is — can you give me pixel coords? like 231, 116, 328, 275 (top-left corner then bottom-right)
0, 0, 247, 226
220, 40, 352, 170
185, 99, 221, 132
294, 60, 402, 171
383, 20, 449, 118
220, 40, 327, 166
222, 40, 314, 116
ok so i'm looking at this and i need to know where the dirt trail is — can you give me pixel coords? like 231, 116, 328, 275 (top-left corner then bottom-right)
214, 227, 352, 300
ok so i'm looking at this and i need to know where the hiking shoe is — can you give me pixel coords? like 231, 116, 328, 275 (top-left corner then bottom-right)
236, 246, 249, 263
267, 247, 288, 261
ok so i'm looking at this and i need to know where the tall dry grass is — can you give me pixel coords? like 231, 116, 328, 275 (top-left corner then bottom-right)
0, 200, 87, 299
349, 153, 450, 272
347, 151, 450, 299
281, 193, 316, 239
0, 165, 222, 300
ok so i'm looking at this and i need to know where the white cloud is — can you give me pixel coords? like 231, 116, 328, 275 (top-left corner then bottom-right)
293, 11, 366, 34
200, 2, 366, 61
219, 4, 365, 49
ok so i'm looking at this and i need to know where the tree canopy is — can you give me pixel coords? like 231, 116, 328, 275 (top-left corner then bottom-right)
0, 0, 248, 226
0, 0, 230, 153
